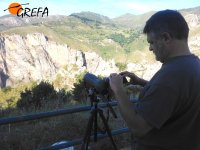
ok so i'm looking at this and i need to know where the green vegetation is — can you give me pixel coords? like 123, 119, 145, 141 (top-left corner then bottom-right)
0, 81, 37, 109
109, 33, 127, 46
2, 15, 150, 64
0, 74, 131, 150
116, 62, 127, 71
16, 81, 72, 109
72, 72, 87, 103
1, 10, 200, 149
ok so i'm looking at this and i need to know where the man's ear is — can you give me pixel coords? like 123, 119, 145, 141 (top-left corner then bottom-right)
161, 32, 172, 43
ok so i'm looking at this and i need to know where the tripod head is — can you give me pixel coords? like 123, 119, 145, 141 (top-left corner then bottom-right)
85, 87, 101, 107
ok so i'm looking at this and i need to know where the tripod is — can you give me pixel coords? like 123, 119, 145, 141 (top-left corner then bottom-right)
81, 89, 118, 150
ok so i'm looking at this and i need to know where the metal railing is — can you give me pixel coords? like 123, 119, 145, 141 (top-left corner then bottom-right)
0, 101, 130, 149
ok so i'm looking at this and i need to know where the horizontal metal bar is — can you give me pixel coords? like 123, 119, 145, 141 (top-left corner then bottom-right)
0, 101, 118, 125
37, 128, 129, 150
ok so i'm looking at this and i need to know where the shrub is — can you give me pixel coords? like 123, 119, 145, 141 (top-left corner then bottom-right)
0, 81, 37, 108
72, 72, 87, 103
17, 81, 73, 109
109, 33, 127, 47
116, 62, 127, 71
56, 89, 72, 102
17, 81, 57, 108
17, 88, 33, 108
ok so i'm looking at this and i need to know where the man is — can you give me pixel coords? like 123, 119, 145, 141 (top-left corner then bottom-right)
109, 10, 200, 150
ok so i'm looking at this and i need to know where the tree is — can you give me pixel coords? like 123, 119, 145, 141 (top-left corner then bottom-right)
72, 72, 87, 103
17, 81, 56, 108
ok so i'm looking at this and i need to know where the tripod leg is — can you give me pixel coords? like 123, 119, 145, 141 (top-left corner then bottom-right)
94, 106, 98, 142
98, 109, 118, 150
81, 112, 94, 150
107, 102, 117, 118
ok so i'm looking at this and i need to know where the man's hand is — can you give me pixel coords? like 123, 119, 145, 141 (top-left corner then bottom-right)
109, 73, 152, 137
109, 73, 124, 94
120, 71, 148, 86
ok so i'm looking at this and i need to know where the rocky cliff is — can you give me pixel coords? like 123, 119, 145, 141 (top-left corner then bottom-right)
0, 33, 121, 88
1, 32, 199, 89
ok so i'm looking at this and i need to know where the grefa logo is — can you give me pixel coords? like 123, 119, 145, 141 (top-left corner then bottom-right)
4, 2, 48, 18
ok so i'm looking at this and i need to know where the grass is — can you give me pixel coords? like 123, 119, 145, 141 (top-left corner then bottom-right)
0, 99, 131, 150
0, 78, 132, 150
0, 107, 88, 149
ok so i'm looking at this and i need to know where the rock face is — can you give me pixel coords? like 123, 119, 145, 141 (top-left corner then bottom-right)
0, 33, 119, 88
189, 36, 200, 50
127, 62, 161, 80
185, 14, 200, 28
0, 32, 199, 88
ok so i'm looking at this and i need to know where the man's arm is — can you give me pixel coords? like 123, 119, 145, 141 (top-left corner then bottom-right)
116, 87, 152, 137
109, 73, 152, 137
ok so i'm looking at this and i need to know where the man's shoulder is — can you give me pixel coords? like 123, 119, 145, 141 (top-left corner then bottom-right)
148, 54, 200, 89
160, 54, 200, 74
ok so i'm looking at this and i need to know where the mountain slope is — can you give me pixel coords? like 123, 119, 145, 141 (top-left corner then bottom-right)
0, 7, 200, 89
113, 6, 200, 28
113, 11, 155, 28
70, 11, 113, 25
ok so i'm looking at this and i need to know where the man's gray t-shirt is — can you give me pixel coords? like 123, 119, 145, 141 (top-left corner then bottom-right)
134, 54, 200, 150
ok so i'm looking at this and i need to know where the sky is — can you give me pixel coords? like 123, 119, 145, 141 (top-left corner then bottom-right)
1, 0, 200, 18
